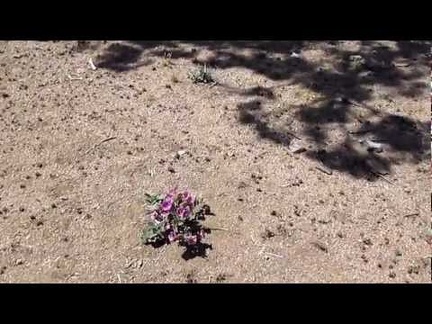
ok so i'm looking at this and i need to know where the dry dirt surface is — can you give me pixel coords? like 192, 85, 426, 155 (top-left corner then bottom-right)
0, 41, 431, 283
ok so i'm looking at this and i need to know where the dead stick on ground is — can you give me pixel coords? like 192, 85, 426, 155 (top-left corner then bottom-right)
373, 172, 394, 185
316, 165, 333, 175
287, 131, 301, 140
264, 252, 283, 258
85, 137, 117, 154
403, 212, 419, 218
67, 74, 83, 81
208, 227, 240, 234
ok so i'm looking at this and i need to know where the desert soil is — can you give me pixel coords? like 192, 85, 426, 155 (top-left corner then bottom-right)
0, 40, 430, 283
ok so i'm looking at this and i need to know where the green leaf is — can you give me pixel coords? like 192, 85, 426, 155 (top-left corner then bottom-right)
145, 193, 163, 205
141, 223, 165, 243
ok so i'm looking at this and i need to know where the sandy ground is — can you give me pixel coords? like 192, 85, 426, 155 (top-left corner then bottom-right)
0, 40, 430, 283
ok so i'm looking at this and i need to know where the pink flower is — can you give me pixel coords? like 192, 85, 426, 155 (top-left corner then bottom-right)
177, 205, 191, 219
160, 195, 174, 212
199, 229, 205, 239
168, 231, 178, 243
181, 191, 195, 206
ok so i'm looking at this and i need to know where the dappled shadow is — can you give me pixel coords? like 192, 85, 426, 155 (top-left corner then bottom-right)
95, 40, 430, 180
181, 242, 213, 261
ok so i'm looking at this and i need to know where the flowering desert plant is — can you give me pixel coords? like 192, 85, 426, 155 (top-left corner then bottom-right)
188, 64, 214, 84
141, 187, 212, 249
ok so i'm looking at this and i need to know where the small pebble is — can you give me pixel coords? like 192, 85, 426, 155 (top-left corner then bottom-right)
167, 166, 175, 173
312, 241, 328, 253
363, 238, 373, 246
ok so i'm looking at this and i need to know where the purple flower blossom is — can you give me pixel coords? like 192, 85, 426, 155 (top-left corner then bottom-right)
181, 191, 195, 206
160, 195, 174, 212
177, 205, 191, 219
168, 231, 178, 243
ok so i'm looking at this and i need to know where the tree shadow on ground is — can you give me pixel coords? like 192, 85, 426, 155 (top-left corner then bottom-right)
94, 40, 431, 180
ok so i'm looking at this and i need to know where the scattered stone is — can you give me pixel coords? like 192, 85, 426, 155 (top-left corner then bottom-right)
337, 232, 344, 238
15, 259, 24, 266
186, 272, 197, 284
261, 228, 275, 240
290, 52, 301, 58
407, 265, 420, 275
175, 150, 187, 159
216, 273, 227, 282
348, 55, 366, 70
360, 139, 384, 153
19, 207, 25, 212
312, 241, 328, 253
389, 271, 396, 279
363, 238, 373, 246
289, 139, 306, 154
167, 166, 175, 173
